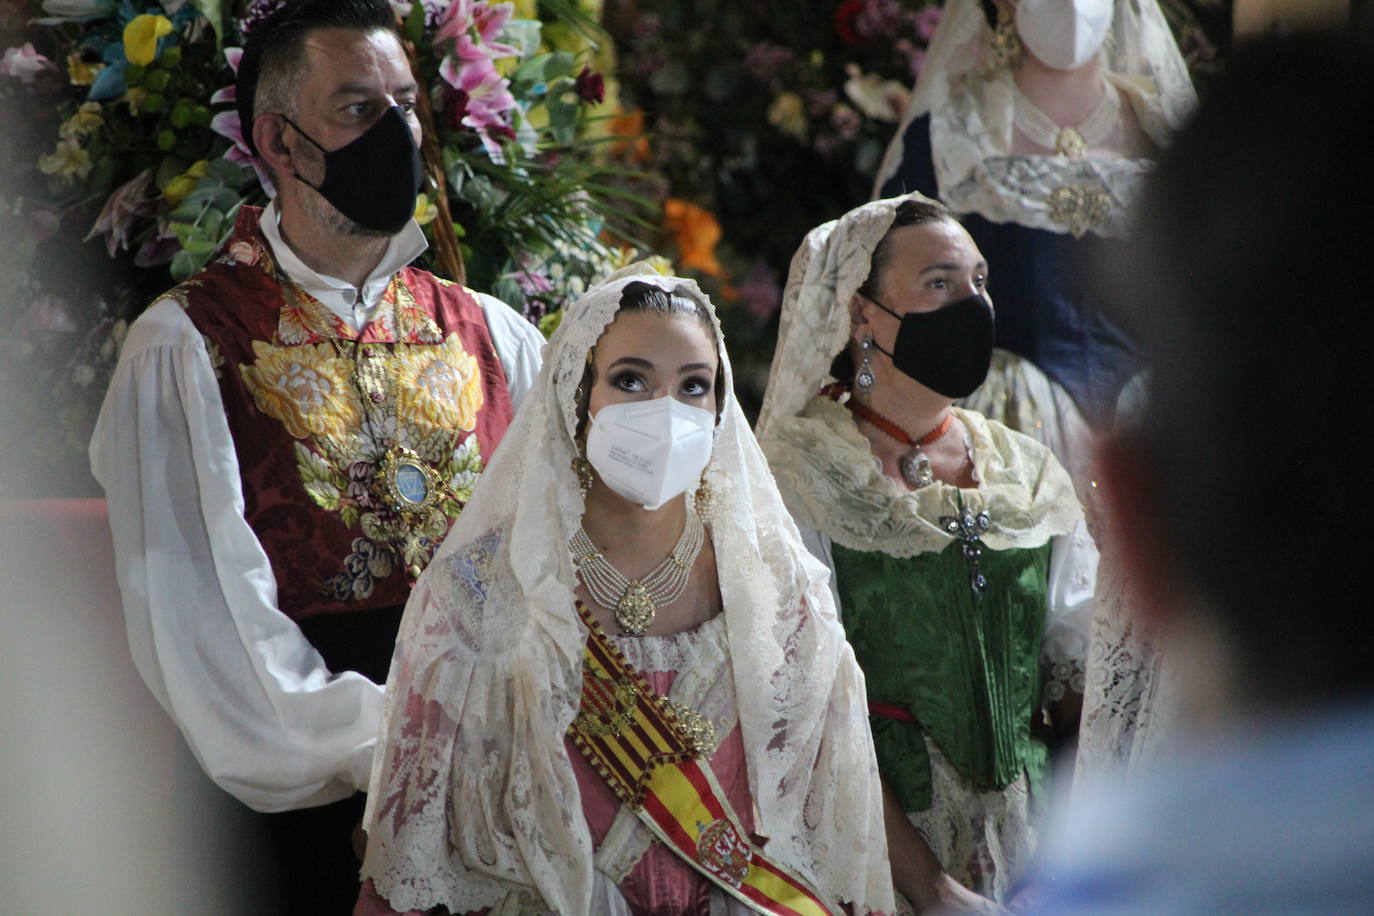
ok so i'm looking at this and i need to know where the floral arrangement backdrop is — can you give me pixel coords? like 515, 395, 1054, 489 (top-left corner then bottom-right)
601, 0, 1229, 413
0, 0, 640, 496
0, 0, 1228, 496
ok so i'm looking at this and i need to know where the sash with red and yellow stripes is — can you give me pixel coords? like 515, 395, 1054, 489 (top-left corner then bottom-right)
568, 603, 836, 916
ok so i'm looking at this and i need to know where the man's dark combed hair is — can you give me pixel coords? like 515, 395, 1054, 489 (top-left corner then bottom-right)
236, 0, 399, 156
1106, 32, 1374, 703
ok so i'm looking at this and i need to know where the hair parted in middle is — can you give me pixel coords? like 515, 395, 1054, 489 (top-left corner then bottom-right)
573, 280, 726, 442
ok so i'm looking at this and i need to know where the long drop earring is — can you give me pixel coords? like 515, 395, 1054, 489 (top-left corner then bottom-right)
989, 7, 1022, 69
572, 455, 594, 493
855, 334, 876, 392
693, 474, 713, 517
571, 383, 594, 493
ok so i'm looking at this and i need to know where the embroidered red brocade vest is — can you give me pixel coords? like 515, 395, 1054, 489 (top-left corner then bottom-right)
173, 206, 515, 621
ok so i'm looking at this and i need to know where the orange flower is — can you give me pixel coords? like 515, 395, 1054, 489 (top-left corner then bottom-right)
609, 108, 650, 164
664, 198, 725, 278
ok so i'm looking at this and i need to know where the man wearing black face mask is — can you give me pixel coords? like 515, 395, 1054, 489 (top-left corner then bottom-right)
89, 1, 544, 911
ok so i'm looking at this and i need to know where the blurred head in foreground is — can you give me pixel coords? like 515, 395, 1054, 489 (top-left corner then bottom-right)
1101, 31, 1374, 714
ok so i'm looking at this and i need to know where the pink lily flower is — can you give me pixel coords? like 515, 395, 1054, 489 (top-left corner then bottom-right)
1, 43, 57, 84
209, 47, 243, 105
211, 109, 277, 197
440, 54, 516, 128
435, 0, 516, 58
84, 169, 157, 258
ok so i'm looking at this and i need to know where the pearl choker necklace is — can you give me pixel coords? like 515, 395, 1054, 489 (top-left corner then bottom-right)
572, 511, 706, 636
1013, 81, 1120, 158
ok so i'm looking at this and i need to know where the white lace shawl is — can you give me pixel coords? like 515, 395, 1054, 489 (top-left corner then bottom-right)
755, 193, 1081, 555
873, 0, 1198, 239
1074, 377, 1183, 790
360, 269, 895, 915
757, 193, 924, 438
765, 399, 1081, 558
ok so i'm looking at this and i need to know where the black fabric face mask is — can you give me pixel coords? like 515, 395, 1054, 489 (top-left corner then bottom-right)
283, 107, 425, 234
867, 293, 995, 399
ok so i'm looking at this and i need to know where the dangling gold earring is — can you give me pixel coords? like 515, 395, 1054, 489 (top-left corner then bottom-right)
989, 7, 1021, 70
572, 455, 594, 493
694, 475, 713, 517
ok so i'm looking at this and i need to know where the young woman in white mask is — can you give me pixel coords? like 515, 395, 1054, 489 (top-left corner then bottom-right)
355, 269, 894, 916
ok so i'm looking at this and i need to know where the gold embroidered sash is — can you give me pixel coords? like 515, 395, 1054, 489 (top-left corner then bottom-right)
568, 603, 836, 916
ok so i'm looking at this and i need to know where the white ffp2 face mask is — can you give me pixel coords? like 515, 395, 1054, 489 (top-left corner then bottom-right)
585, 395, 715, 511
1016, 0, 1113, 71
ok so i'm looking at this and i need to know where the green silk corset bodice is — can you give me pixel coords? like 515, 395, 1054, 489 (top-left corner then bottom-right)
833, 538, 1052, 813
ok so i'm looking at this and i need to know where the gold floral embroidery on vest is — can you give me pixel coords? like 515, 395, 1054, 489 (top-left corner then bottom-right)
241, 340, 361, 439
278, 284, 353, 345
238, 281, 487, 599
201, 334, 225, 381
393, 334, 484, 436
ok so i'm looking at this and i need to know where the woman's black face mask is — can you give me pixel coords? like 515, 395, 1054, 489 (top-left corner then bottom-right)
865, 292, 995, 399
283, 106, 425, 235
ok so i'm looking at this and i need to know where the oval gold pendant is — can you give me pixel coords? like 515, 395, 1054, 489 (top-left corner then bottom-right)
615, 581, 656, 635
900, 448, 935, 489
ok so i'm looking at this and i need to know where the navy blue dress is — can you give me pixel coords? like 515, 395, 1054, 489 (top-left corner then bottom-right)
879, 115, 1141, 428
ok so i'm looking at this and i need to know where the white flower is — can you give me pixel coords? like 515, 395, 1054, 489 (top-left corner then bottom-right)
843, 63, 909, 123
1, 43, 56, 85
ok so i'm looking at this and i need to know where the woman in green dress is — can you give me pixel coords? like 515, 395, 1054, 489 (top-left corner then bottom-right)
757, 193, 1096, 912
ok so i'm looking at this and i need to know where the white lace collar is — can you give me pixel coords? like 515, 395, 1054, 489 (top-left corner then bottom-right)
611, 612, 728, 674
761, 398, 1081, 557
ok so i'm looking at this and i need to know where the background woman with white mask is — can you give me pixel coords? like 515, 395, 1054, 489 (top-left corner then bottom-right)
356, 269, 894, 916
874, 0, 1196, 492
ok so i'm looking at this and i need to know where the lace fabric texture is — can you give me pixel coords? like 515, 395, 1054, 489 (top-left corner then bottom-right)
960, 349, 1100, 524
906, 737, 1035, 904
758, 194, 921, 438
872, 0, 1198, 239
763, 398, 1081, 559
1073, 513, 1182, 792
360, 269, 894, 915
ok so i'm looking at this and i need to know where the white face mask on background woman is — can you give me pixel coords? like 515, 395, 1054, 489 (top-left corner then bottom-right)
1015, 0, 1113, 71
586, 395, 715, 511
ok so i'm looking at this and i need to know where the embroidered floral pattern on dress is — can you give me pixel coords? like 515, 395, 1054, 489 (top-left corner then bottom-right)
201, 334, 224, 380
393, 335, 484, 436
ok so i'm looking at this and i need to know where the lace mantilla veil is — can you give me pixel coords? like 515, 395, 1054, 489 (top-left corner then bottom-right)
756, 192, 1082, 557
873, 0, 1198, 238
360, 269, 894, 915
